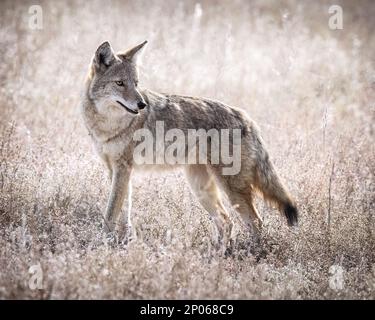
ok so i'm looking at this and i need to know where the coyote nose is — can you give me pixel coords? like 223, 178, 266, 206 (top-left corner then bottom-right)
137, 101, 147, 109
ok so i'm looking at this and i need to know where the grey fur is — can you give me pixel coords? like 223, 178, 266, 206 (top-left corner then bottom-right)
81, 41, 298, 244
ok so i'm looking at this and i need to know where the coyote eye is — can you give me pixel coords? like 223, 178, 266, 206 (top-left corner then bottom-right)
115, 81, 124, 86
134, 80, 139, 87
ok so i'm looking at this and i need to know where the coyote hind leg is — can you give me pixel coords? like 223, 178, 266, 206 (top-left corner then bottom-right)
227, 188, 263, 233
185, 165, 233, 246
215, 173, 263, 234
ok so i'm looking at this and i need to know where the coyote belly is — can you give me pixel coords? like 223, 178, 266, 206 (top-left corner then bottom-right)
81, 40, 298, 243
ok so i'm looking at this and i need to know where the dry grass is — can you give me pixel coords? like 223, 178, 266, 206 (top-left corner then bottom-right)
0, 0, 374, 299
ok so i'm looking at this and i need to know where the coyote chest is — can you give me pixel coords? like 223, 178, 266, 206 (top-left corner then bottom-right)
94, 134, 133, 162
87, 113, 137, 162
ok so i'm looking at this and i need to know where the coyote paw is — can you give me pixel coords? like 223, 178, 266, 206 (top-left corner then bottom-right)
116, 224, 137, 245
103, 219, 115, 234
126, 225, 137, 241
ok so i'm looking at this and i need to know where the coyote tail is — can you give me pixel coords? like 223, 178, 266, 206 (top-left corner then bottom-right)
254, 152, 298, 226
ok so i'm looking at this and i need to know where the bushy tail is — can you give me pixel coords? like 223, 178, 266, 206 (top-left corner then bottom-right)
254, 154, 298, 227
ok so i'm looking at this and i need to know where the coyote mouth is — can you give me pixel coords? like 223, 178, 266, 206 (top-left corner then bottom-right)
116, 100, 139, 115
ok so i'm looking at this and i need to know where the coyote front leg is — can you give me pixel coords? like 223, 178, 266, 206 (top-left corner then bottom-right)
104, 164, 133, 236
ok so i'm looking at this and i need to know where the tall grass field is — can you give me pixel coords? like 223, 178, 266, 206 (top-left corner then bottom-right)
0, 0, 374, 299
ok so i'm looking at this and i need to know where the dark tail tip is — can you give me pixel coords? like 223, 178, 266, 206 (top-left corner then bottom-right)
284, 202, 298, 227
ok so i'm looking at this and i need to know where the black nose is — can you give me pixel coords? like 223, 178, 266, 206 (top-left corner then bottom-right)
137, 101, 147, 109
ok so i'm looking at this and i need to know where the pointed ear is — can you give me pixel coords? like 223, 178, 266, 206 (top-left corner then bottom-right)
93, 41, 116, 70
118, 40, 148, 64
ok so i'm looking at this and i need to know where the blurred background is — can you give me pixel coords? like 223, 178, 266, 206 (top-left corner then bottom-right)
0, 0, 374, 299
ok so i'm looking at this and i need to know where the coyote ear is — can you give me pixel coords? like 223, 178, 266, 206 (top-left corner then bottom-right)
118, 40, 148, 64
94, 41, 116, 70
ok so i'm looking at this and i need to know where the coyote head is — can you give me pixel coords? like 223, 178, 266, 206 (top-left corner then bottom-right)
88, 41, 148, 116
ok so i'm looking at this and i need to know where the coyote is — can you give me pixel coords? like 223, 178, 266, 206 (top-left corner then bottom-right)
81, 41, 298, 243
